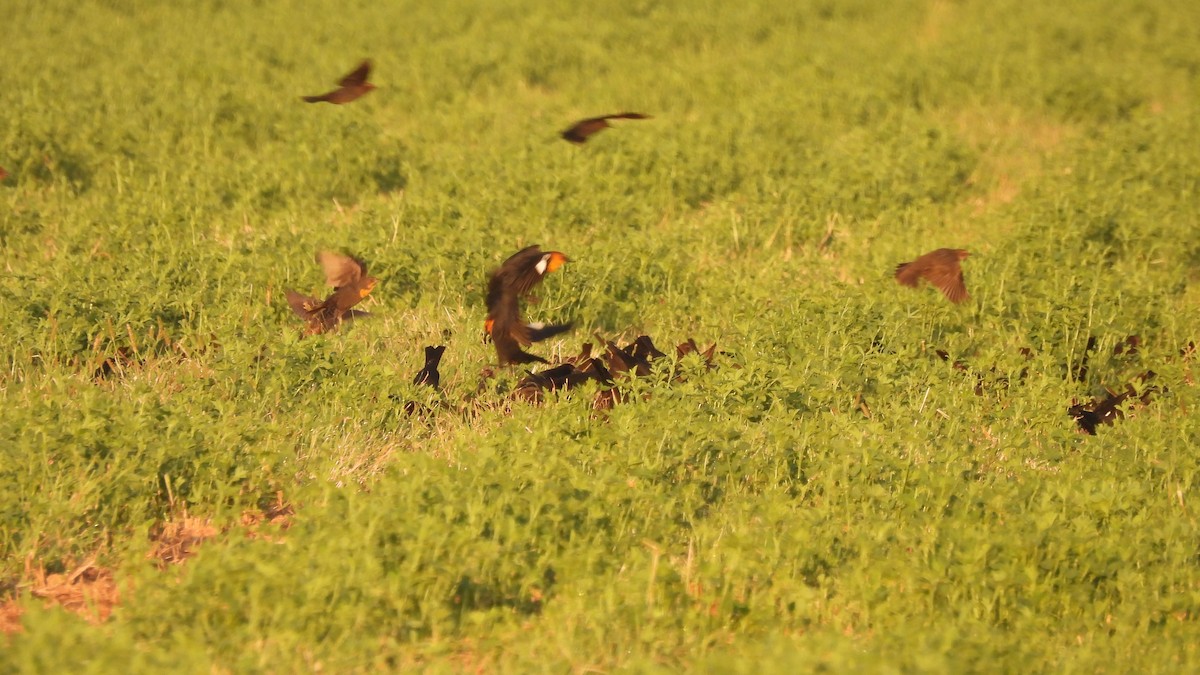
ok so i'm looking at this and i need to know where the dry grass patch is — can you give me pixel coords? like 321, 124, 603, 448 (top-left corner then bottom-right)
943, 104, 1078, 218
1, 557, 122, 635
242, 492, 296, 542
917, 0, 957, 48
148, 513, 221, 568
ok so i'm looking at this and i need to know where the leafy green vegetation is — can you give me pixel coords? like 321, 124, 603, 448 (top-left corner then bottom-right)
2, 0, 1199, 671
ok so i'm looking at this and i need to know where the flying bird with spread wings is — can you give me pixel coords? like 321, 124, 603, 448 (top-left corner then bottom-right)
560, 112, 652, 144
302, 60, 376, 104
894, 248, 970, 303
285, 251, 378, 335
485, 245, 573, 365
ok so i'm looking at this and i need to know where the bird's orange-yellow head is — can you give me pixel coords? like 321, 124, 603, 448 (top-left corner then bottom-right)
544, 251, 568, 274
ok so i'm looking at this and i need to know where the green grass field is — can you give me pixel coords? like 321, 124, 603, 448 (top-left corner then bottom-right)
3, 0, 1200, 671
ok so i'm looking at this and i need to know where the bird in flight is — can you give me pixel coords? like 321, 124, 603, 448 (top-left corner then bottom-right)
285, 251, 378, 335
560, 112, 652, 144
302, 60, 376, 104
894, 248, 970, 303
485, 245, 573, 365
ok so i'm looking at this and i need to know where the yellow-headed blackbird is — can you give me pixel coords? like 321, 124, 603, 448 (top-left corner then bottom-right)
485, 245, 572, 365
302, 60, 376, 104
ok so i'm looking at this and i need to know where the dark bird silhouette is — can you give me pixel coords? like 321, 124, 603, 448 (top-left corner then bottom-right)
1069, 371, 1157, 435
485, 245, 573, 365
561, 112, 651, 144
604, 340, 651, 377
1113, 335, 1141, 356
576, 356, 614, 385
404, 344, 446, 416
285, 251, 377, 335
631, 335, 667, 362
413, 345, 446, 388
302, 60, 376, 104
895, 248, 970, 303
512, 364, 578, 403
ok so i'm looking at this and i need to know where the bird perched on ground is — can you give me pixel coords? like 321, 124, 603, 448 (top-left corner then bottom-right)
560, 112, 651, 144
285, 251, 377, 335
631, 335, 667, 362
413, 345, 446, 388
1068, 371, 1157, 435
485, 245, 573, 365
604, 340, 651, 377
302, 60, 376, 104
894, 248, 970, 303
0, 167, 8, 181
403, 344, 446, 416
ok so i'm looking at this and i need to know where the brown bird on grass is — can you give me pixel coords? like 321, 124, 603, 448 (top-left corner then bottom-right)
286, 251, 378, 335
512, 364, 578, 403
485, 245, 573, 365
512, 357, 616, 404
675, 339, 717, 364
604, 340, 651, 377
894, 248, 970, 303
561, 112, 651, 144
302, 60, 376, 104
0, 167, 8, 181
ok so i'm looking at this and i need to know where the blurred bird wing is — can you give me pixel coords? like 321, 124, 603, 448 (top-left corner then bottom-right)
339, 60, 372, 87
894, 262, 922, 287
317, 251, 366, 288
492, 328, 548, 365
928, 266, 969, 303
562, 119, 607, 141
511, 251, 568, 297
507, 320, 572, 347
489, 245, 566, 299
285, 289, 320, 318
523, 321, 573, 344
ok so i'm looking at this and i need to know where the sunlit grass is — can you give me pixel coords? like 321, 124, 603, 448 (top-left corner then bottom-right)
2, 0, 1200, 671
